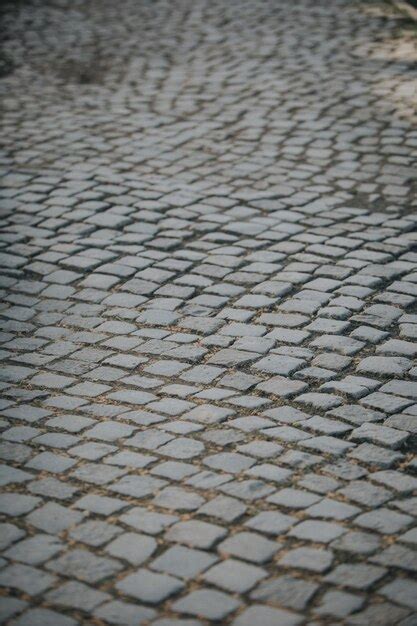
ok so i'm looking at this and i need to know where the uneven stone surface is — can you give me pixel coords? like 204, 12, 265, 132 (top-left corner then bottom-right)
0, 0, 416, 624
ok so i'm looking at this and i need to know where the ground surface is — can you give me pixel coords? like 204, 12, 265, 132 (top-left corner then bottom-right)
0, 0, 417, 625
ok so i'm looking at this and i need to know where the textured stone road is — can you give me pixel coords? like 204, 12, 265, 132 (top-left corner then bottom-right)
0, 0, 417, 624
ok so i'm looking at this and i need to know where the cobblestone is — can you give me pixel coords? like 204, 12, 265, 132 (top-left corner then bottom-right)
0, 0, 416, 623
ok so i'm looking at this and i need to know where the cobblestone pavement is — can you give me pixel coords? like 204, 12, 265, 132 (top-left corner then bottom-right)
0, 0, 417, 624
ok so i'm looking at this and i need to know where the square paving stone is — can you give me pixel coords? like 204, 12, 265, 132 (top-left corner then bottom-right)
116, 568, 184, 604
232, 605, 303, 626
361, 392, 412, 414
85, 421, 135, 441
345, 602, 409, 626
0, 597, 28, 623
279, 547, 333, 572
219, 479, 275, 501
331, 530, 381, 555
370, 470, 417, 494
245, 463, 293, 484
93, 600, 156, 625
301, 435, 354, 456
207, 348, 257, 366
218, 531, 278, 563
183, 404, 233, 424
198, 495, 247, 522
324, 563, 387, 589
267, 488, 321, 509
0, 563, 57, 595
27, 502, 84, 534
0, 522, 25, 551
0, 493, 40, 516
69, 520, 122, 547
371, 543, 417, 572
349, 443, 404, 468
33, 433, 80, 449
107, 389, 157, 405
69, 441, 117, 460
45, 580, 110, 611
180, 364, 224, 383
253, 355, 305, 375
106, 532, 156, 565
151, 545, 217, 579
120, 507, 178, 535
70, 462, 127, 485
204, 452, 254, 473
237, 440, 283, 458
150, 460, 198, 480
46, 548, 123, 583
165, 520, 227, 548
155, 436, 205, 459
153, 486, 205, 511
25, 451, 76, 473
245, 511, 296, 535
250, 575, 319, 610
305, 497, 361, 520
355, 508, 413, 534
110, 475, 167, 498
350, 423, 409, 449
10, 608, 78, 626
263, 426, 311, 443
337, 480, 391, 507
4, 534, 63, 565
106, 450, 156, 468
30, 373, 75, 389
152, 617, 203, 626
0, 464, 32, 487
380, 578, 417, 611
203, 558, 267, 593
28, 475, 79, 499
75, 494, 127, 515
172, 589, 240, 621
315, 590, 364, 618
289, 520, 346, 543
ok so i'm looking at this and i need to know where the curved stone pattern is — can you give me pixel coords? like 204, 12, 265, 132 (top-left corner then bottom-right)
0, 0, 416, 624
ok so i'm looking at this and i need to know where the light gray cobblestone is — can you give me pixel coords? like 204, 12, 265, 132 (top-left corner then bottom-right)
0, 0, 416, 623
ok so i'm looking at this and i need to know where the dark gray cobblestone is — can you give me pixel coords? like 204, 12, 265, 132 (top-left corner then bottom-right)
0, 0, 417, 624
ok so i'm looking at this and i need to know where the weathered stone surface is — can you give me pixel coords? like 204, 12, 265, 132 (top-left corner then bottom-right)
0, 1, 416, 623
